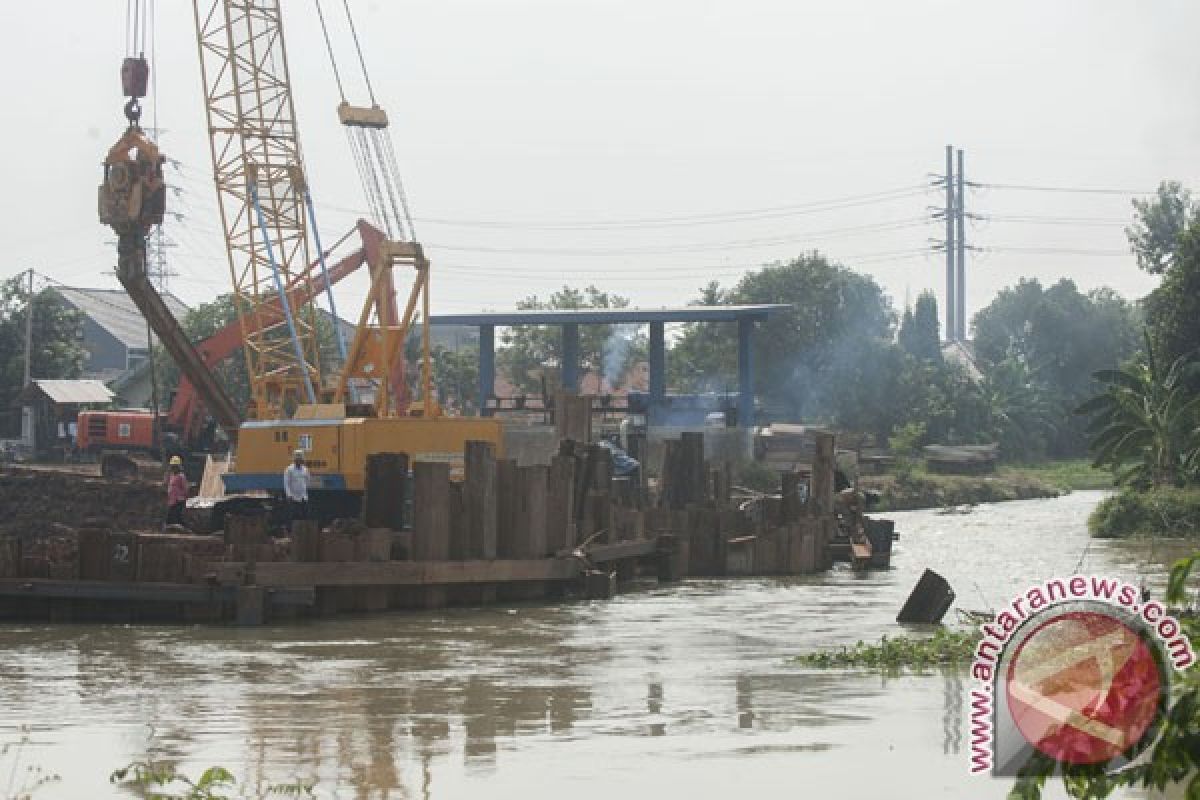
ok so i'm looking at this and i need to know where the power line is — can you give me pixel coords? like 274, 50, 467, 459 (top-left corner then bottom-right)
975, 182, 1152, 196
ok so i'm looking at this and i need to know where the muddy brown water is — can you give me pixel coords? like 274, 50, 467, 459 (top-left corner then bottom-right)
0, 491, 1192, 799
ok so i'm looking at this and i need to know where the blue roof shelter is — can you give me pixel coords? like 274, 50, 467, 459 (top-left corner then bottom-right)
428, 305, 789, 426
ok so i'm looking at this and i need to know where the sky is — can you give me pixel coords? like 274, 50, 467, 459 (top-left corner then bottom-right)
5, 0, 1199, 336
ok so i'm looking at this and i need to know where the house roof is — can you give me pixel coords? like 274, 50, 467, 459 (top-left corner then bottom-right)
29, 380, 114, 405
53, 287, 190, 351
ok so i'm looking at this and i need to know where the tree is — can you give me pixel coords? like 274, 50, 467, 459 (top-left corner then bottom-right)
0, 279, 85, 434
431, 345, 480, 414
1125, 180, 1197, 275
668, 281, 736, 392
669, 253, 895, 421
977, 356, 1057, 459
897, 290, 942, 362
972, 278, 1140, 456
1143, 214, 1200, 368
497, 286, 643, 395
1075, 337, 1200, 487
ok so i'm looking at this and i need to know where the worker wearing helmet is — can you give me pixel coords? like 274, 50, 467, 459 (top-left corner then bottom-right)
165, 455, 189, 527
283, 449, 310, 530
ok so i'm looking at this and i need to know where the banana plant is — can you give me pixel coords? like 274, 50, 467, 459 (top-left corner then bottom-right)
1075, 334, 1200, 487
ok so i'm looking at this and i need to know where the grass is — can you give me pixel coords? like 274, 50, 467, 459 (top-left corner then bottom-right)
1000, 459, 1113, 491
859, 458, 1111, 512
792, 627, 981, 671
1089, 485, 1200, 538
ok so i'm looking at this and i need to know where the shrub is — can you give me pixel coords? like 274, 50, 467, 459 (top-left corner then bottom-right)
1089, 486, 1200, 538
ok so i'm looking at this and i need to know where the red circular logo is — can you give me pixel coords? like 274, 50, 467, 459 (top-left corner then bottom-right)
1005, 610, 1163, 765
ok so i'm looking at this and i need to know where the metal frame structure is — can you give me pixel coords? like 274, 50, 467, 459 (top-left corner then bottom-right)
192, 0, 323, 419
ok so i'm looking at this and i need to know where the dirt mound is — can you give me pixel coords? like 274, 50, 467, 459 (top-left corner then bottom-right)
0, 467, 164, 538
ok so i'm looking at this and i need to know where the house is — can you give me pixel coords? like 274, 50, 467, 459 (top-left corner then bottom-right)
51, 286, 190, 384
20, 379, 114, 456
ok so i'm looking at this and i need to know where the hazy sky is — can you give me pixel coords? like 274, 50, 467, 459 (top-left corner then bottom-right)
5, 0, 1199, 334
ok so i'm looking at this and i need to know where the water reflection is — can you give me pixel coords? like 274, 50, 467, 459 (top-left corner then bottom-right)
0, 491, 1190, 799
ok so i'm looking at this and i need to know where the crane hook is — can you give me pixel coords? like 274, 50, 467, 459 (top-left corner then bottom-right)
124, 98, 142, 126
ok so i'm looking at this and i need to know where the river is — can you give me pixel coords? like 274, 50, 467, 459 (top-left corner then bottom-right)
0, 490, 1193, 799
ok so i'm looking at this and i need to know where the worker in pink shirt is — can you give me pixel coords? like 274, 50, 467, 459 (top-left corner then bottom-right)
165, 455, 189, 527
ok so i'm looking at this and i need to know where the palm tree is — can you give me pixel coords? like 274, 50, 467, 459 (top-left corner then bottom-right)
1075, 335, 1200, 486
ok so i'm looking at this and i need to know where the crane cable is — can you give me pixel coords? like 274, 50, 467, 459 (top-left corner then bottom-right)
314, 0, 417, 242
341, 0, 378, 107
314, 0, 348, 104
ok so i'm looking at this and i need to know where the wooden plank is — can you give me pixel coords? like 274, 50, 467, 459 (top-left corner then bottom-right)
808, 432, 836, 517
363, 452, 409, 530
0, 537, 18, 580
585, 538, 658, 564
519, 466, 549, 558
213, 558, 580, 587
555, 392, 593, 443
412, 461, 452, 561
545, 453, 576, 553
0, 577, 313, 606
290, 520, 320, 562
464, 440, 498, 559
495, 459, 519, 558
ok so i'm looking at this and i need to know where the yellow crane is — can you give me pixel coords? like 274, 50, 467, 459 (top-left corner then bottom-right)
101, 0, 503, 518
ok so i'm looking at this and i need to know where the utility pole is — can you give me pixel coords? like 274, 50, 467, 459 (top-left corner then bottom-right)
22, 268, 34, 387
944, 145, 956, 343
956, 148, 967, 342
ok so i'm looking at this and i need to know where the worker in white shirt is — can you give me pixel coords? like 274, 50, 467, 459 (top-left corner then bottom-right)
283, 449, 310, 530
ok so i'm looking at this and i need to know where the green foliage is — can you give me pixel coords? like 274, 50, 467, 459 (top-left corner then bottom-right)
0, 280, 85, 435
497, 286, 642, 395
431, 344, 479, 413
1076, 339, 1200, 487
1126, 180, 1198, 276
793, 627, 980, 671
897, 290, 942, 363
668, 281, 736, 392
1144, 213, 1200, 368
978, 356, 1058, 459
972, 278, 1141, 457
1088, 486, 1200, 538
111, 761, 313, 799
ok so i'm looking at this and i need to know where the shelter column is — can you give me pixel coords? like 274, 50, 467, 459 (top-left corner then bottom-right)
737, 318, 754, 427
562, 324, 579, 392
479, 325, 495, 416
648, 321, 665, 416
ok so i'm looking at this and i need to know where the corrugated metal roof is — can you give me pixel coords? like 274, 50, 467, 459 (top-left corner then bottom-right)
32, 380, 114, 404
53, 287, 190, 351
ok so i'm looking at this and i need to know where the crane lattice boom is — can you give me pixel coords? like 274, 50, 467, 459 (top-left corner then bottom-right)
192, 0, 322, 419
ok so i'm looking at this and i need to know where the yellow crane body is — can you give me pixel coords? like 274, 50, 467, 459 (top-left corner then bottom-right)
223, 415, 504, 495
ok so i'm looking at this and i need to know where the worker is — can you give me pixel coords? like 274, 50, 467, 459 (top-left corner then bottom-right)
165, 455, 188, 527
283, 449, 310, 529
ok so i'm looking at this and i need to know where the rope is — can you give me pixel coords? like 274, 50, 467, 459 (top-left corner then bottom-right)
314, 0, 348, 103
341, 0, 378, 106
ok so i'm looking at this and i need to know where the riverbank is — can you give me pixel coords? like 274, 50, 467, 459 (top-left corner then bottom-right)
861, 459, 1111, 512
1089, 486, 1200, 538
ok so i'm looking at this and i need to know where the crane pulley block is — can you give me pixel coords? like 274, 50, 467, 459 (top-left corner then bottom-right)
337, 101, 389, 130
